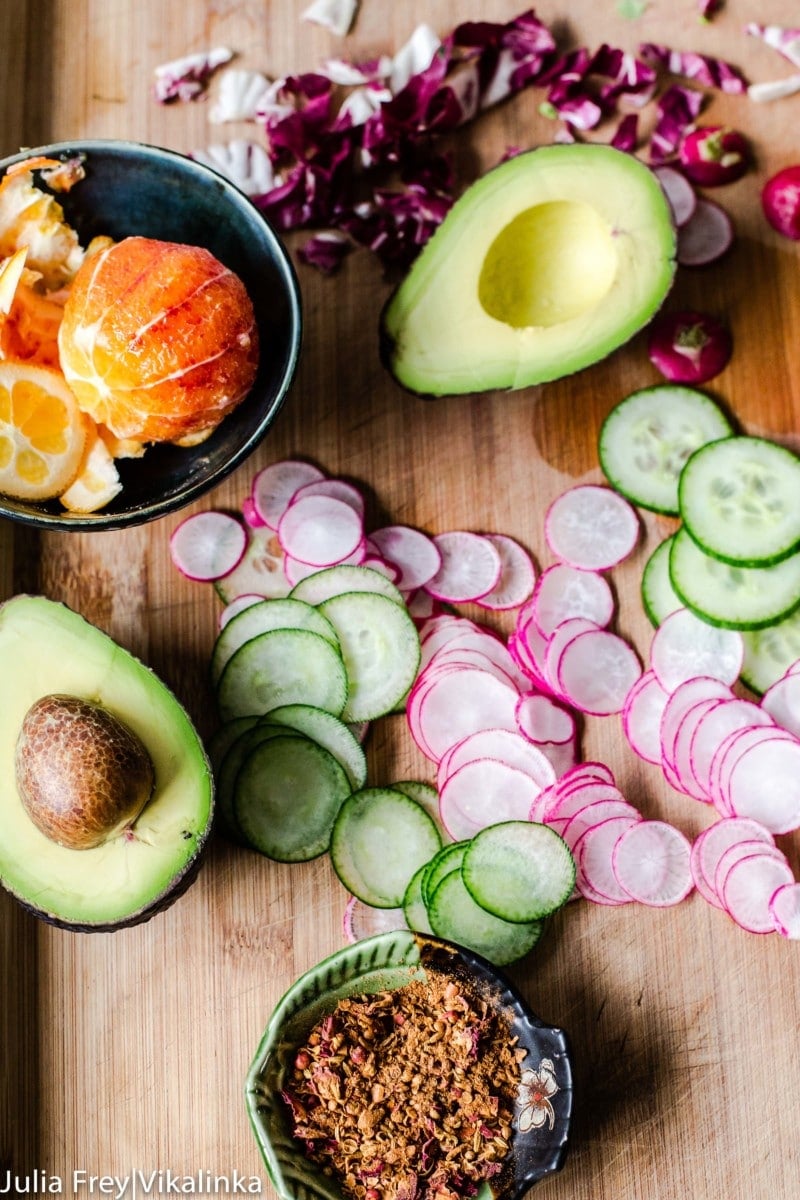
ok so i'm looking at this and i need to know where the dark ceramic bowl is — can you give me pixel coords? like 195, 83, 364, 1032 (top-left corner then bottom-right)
0, 139, 302, 531
245, 931, 573, 1200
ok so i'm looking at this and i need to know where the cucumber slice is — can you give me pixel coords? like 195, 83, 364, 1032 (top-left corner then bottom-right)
427, 870, 544, 967
679, 436, 800, 566
213, 525, 290, 603
265, 703, 367, 790
669, 527, 800, 630
641, 534, 682, 627
420, 841, 469, 907
330, 787, 442, 907
741, 608, 800, 695
599, 384, 733, 514
402, 865, 434, 934
206, 716, 259, 773
215, 722, 303, 840
393, 780, 448, 840
233, 734, 351, 862
290, 564, 405, 607
211, 598, 340, 685
318, 592, 421, 722
462, 821, 576, 922
216, 628, 348, 721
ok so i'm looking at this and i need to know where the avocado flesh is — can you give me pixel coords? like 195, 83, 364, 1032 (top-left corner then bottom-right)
0, 595, 213, 928
381, 144, 677, 396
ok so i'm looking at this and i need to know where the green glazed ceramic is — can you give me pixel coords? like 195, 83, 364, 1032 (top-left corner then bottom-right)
245, 932, 573, 1200
0, 139, 302, 531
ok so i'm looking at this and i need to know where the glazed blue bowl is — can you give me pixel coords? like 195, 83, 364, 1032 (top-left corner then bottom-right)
0, 139, 301, 531
245, 931, 573, 1200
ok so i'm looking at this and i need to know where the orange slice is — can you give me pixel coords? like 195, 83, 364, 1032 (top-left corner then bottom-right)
0, 360, 90, 500
60, 428, 122, 513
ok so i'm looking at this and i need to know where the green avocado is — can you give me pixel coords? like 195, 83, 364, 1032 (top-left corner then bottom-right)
0, 594, 213, 931
380, 144, 677, 396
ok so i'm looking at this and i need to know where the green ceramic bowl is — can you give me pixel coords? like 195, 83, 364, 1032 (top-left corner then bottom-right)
0, 139, 301, 531
245, 931, 573, 1200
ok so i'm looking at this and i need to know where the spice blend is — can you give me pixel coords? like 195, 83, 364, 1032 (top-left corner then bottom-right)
281, 973, 525, 1200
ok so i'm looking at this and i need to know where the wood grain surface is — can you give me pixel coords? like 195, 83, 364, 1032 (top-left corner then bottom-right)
2, 2, 799, 1198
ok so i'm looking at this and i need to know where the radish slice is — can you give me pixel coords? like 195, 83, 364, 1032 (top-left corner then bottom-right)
169, 511, 247, 581
622, 669, 670, 765
278, 494, 364, 566
556, 629, 642, 716
425, 531, 502, 602
690, 816, 775, 909
424, 646, 523, 693
292, 477, 366, 516
408, 667, 519, 762
677, 197, 735, 266
242, 495, 267, 527
686, 698, 774, 801
659, 676, 733, 772
558, 798, 641, 850
769, 882, 800, 939
475, 534, 537, 610
251, 460, 326, 528
546, 780, 625, 822
708, 725, 793, 817
761, 671, 800, 736
544, 485, 640, 570
725, 736, 800, 833
545, 617, 600, 693
438, 727, 556, 791
720, 851, 795, 934
438, 759, 543, 840
515, 693, 575, 746
650, 609, 743, 693
369, 525, 442, 590
218, 593, 264, 630
611, 820, 693, 906
361, 556, 401, 582
531, 563, 615, 636
405, 588, 439, 620
653, 165, 697, 227
575, 815, 639, 905
342, 895, 408, 943
512, 616, 551, 691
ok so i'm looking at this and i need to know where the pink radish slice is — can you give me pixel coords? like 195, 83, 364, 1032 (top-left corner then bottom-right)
424, 647, 524, 693
342, 895, 407, 943
659, 676, 733, 772
556, 629, 642, 716
512, 618, 553, 692
218, 593, 264, 630
544, 485, 640, 570
720, 851, 795, 934
424, 531, 502, 602
516, 693, 575, 746
575, 816, 639, 905
425, 628, 529, 689
169, 511, 247, 582
653, 165, 697, 227
405, 588, 439, 620
251, 460, 326, 528
369, 525, 442, 590
531, 563, 615, 637
677, 198, 735, 266
557, 760, 617, 793
361, 556, 401, 582
714, 839, 788, 900
650, 608, 743, 693
536, 738, 578, 779
546, 781, 627, 825
408, 667, 520, 762
558, 798, 642, 850
438, 727, 555, 791
277, 494, 364, 566
438, 759, 543, 840
475, 534, 537, 610
761, 671, 800, 737
622, 670, 670, 765
686, 698, 774, 801
545, 617, 600, 692
690, 816, 775, 909
292, 476, 365, 516
671, 698, 729, 800
707, 725, 793, 816
768, 883, 800, 939
725, 736, 800, 833
611, 820, 694, 906
242, 495, 267, 528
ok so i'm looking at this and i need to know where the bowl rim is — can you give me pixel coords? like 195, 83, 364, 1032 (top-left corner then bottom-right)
0, 138, 303, 532
245, 930, 573, 1200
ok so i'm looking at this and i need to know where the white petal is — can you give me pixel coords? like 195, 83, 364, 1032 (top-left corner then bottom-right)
301, 0, 358, 37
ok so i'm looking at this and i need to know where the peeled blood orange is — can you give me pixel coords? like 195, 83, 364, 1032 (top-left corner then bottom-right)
57, 236, 259, 444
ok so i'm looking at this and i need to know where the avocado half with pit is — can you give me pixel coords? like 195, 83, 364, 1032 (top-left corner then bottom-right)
0, 594, 214, 931
380, 144, 677, 396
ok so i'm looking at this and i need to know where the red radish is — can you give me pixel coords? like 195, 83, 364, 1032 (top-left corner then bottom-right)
652, 165, 697, 227
425, 531, 502, 602
531, 563, 614, 637
684, 698, 774, 801
544, 617, 599, 694
762, 165, 800, 239
575, 815, 639, 905
544, 485, 640, 570
369, 525, 441, 590
277, 494, 364, 566
218, 593, 264, 630
724, 736, 800, 834
622, 669, 670, 765
556, 629, 642, 716
761, 671, 800, 736
611, 820, 694, 906
407, 666, 519, 762
251, 459, 326, 528
292, 477, 366, 516
475, 534, 537, 610
515, 693, 575, 746
558, 799, 642, 851
360, 555, 401, 582
342, 895, 407, 943
647, 310, 732, 385
769, 882, 800, 939
677, 197, 735, 265
678, 125, 750, 187
708, 725, 793, 817
720, 851, 795, 934
650, 609, 743, 693
438, 727, 555, 791
242, 495, 267, 528
690, 817, 774, 909
438, 759, 542, 840
169, 511, 247, 582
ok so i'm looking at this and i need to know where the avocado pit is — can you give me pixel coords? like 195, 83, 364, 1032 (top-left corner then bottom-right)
15, 693, 155, 850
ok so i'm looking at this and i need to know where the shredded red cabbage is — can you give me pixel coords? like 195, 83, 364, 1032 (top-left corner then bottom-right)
639, 43, 747, 94
649, 84, 705, 164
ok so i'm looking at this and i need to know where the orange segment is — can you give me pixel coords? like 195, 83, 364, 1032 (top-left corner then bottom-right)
0, 361, 89, 500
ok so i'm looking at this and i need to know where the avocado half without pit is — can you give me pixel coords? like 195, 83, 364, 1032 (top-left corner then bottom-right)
380, 144, 677, 396
0, 595, 214, 931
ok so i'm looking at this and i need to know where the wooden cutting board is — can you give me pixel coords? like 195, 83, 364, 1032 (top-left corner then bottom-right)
2, 2, 799, 1197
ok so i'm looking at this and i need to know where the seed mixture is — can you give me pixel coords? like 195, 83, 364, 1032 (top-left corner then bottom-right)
281, 974, 525, 1200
